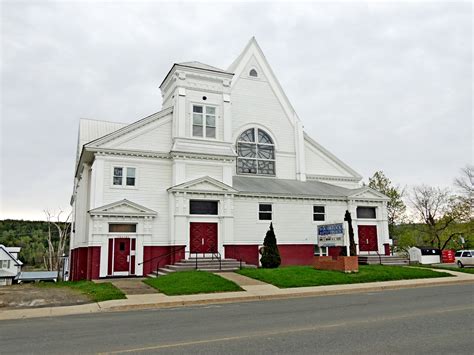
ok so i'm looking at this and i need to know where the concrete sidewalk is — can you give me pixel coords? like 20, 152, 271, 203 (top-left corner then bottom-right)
1, 268, 473, 321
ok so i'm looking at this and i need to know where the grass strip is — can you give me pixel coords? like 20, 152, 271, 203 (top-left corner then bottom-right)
420, 265, 474, 274
237, 265, 452, 288
144, 271, 242, 296
38, 281, 126, 302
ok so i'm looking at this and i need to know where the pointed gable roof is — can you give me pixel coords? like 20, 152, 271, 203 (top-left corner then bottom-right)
89, 199, 157, 217
85, 107, 173, 148
0, 245, 22, 266
227, 37, 302, 126
304, 132, 362, 180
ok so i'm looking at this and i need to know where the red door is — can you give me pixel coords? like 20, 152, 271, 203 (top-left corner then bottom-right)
113, 238, 130, 272
190, 223, 218, 253
358, 226, 378, 252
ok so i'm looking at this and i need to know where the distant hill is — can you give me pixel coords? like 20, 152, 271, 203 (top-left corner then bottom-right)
0, 219, 70, 268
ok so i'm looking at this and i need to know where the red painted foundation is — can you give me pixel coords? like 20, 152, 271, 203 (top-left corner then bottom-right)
224, 245, 259, 266
278, 245, 314, 266
142, 246, 185, 275
225, 244, 315, 266
69, 246, 100, 281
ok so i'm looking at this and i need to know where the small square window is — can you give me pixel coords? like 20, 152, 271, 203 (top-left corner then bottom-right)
313, 205, 325, 221
259, 204, 272, 220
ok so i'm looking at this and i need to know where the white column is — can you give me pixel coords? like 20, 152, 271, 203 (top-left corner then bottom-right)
90, 157, 104, 209
294, 118, 306, 181
223, 93, 232, 142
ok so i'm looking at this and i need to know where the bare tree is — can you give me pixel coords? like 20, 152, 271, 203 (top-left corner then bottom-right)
410, 185, 467, 250
44, 210, 71, 279
454, 164, 473, 218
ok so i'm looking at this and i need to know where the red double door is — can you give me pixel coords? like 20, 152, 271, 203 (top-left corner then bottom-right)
190, 222, 218, 253
358, 226, 378, 252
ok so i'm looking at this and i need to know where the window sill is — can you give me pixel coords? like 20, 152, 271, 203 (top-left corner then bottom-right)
110, 185, 138, 190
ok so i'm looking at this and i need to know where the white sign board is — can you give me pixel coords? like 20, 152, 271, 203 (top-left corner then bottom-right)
317, 223, 345, 247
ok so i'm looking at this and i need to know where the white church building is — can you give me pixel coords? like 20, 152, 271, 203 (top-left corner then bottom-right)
69, 38, 390, 280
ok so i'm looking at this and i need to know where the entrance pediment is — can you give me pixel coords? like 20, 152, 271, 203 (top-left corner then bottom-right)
168, 176, 237, 194
348, 187, 389, 201
89, 199, 157, 217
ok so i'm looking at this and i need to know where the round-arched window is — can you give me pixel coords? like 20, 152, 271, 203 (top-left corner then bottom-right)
249, 69, 258, 77
236, 128, 275, 175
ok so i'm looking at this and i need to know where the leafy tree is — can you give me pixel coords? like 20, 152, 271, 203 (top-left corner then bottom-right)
260, 223, 281, 268
368, 171, 406, 235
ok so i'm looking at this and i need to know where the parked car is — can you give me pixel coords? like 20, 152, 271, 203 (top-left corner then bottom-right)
454, 250, 474, 268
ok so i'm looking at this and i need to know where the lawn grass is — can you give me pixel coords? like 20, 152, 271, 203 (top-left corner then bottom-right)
143, 271, 243, 296
237, 265, 452, 288
38, 281, 126, 302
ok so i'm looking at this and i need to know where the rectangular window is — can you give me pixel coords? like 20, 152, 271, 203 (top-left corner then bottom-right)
313, 206, 325, 221
109, 224, 137, 233
126, 168, 136, 186
192, 105, 216, 138
314, 246, 327, 256
0, 260, 10, 269
190, 200, 218, 215
113, 167, 123, 185
112, 166, 136, 186
356, 207, 376, 219
259, 204, 272, 220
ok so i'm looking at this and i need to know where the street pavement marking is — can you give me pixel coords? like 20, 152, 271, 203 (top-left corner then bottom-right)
99, 305, 473, 354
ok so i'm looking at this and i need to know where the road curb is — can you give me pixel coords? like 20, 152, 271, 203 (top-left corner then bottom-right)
1, 277, 473, 320
101, 277, 474, 313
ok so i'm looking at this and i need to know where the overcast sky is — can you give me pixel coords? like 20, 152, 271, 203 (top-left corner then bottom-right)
1, 0, 472, 220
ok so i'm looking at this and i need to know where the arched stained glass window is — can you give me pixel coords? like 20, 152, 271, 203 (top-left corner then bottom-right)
249, 69, 258, 77
237, 128, 275, 175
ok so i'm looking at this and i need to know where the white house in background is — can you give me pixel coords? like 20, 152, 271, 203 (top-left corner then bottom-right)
0, 245, 22, 286
69, 37, 390, 280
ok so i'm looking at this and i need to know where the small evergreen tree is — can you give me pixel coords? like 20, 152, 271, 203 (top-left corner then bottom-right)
260, 223, 281, 268
344, 210, 357, 256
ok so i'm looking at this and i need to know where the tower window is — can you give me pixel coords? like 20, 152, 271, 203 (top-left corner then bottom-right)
249, 69, 258, 77
192, 105, 216, 138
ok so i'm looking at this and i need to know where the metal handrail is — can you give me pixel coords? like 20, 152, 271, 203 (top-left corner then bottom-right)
138, 246, 186, 275
187, 247, 222, 271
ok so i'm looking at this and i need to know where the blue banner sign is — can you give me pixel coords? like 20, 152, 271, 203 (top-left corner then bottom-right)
318, 223, 344, 236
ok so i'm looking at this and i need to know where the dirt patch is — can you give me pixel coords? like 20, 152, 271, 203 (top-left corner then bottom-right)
0, 284, 91, 310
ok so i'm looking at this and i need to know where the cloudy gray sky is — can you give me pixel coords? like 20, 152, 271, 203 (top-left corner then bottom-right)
1, 0, 472, 220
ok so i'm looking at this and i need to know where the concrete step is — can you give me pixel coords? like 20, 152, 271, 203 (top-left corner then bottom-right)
147, 257, 256, 278
359, 255, 409, 265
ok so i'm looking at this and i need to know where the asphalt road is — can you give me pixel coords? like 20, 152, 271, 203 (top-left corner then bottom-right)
1, 284, 473, 354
